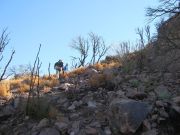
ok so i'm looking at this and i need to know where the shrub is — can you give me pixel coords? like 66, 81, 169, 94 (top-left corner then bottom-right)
130, 80, 140, 88
88, 73, 106, 88
89, 73, 115, 88
26, 97, 54, 120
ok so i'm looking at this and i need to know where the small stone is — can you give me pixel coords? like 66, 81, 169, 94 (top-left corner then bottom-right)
151, 114, 158, 121
151, 123, 157, 128
154, 85, 171, 100
68, 104, 75, 110
159, 110, 169, 118
143, 120, 151, 130
39, 128, 60, 135
70, 132, 75, 135
173, 96, 180, 105
155, 101, 164, 107
89, 121, 101, 128
85, 127, 98, 135
116, 90, 125, 97
141, 129, 158, 135
37, 118, 49, 129
55, 122, 68, 132
104, 127, 111, 135
69, 113, 79, 120
87, 101, 97, 108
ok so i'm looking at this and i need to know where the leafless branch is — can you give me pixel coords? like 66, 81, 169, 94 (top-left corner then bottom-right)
0, 50, 15, 81
146, 0, 180, 21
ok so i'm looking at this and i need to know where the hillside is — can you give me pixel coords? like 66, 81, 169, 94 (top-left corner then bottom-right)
0, 14, 180, 135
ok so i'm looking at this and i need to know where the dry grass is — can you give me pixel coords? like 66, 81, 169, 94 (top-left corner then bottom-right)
92, 62, 120, 71
0, 81, 12, 97
67, 67, 86, 77
7, 74, 59, 95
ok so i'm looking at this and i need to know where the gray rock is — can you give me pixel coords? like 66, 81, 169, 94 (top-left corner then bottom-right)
155, 100, 164, 107
0, 105, 15, 120
57, 97, 68, 104
173, 96, 180, 105
104, 127, 112, 135
154, 85, 171, 100
87, 101, 97, 108
85, 127, 98, 135
141, 129, 158, 135
126, 88, 147, 100
68, 104, 76, 111
116, 90, 125, 97
39, 128, 60, 135
58, 83, 75, 91
0, 99, 6, 106
72, 100, 82, 107
143, 119, 151, 130
70, 121, 80, 134
37, 118, 49, 129
55, 122, 68, 133
159, 109, 169, 118
109, 99, 152, 134
89, 121, 101, 128
69, 113, 79, 120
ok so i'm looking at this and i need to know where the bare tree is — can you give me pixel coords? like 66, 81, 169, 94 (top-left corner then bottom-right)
70, 33, 109, 67
70, 36, 89, 67
26, 44, 42, 116
145, 25, 151, 43
71, 56, 78, 69
9, 64, 31, 79
136, 28, 145, 48
146, 0, 180, 21
135, 26, 153, 72
89, 32, 109, 64
116, 41, 132, 63
0, 29, 15, 81
89, 32, 99, 64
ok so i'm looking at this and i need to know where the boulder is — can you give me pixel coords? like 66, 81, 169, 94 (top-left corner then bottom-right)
109, 99, 152, 134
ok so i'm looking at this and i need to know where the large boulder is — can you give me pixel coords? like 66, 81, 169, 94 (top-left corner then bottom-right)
108, 99, 152, 134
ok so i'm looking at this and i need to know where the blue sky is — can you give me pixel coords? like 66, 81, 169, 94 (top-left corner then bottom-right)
0, 0, 158, 75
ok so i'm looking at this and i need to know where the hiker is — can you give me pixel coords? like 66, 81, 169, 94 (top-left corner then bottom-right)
63, 63, 68, 72
54, 59, 64, 78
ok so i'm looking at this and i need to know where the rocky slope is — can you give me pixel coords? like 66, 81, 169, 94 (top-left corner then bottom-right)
0, 67, 180, 135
